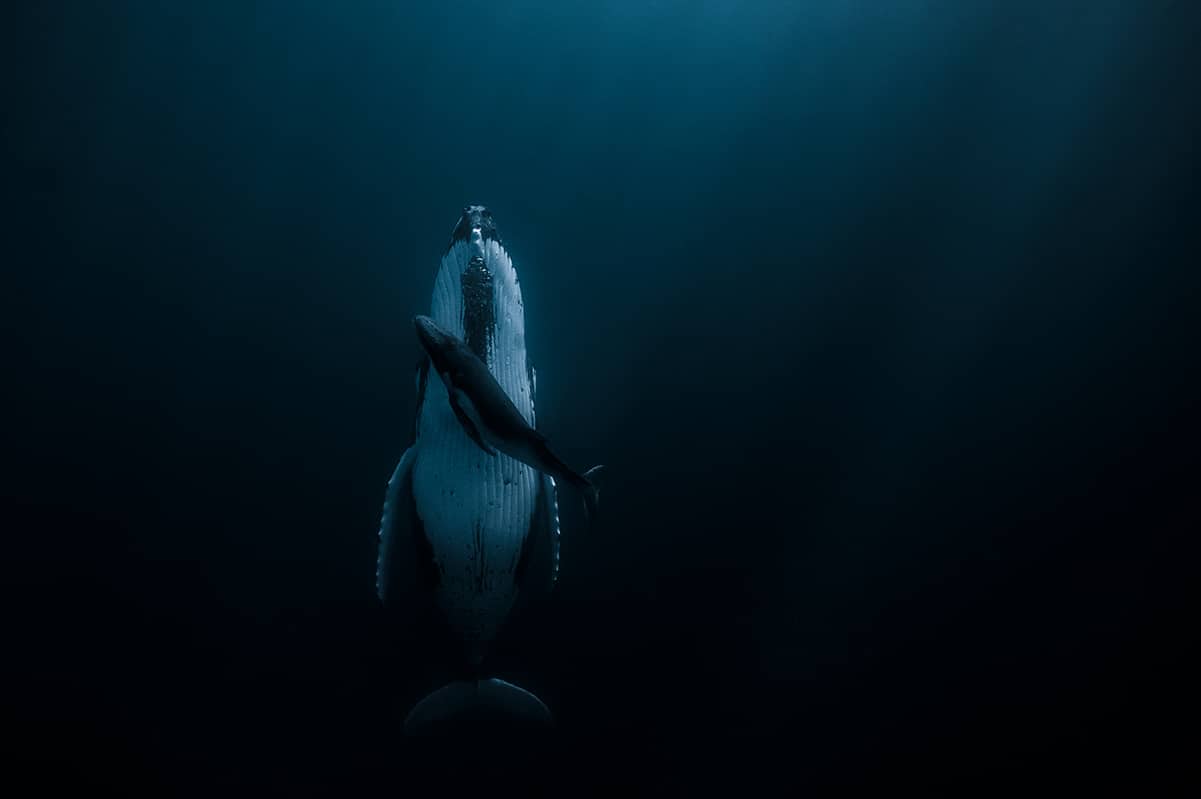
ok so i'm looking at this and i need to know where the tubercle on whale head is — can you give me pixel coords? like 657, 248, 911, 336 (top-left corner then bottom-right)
447, 204, 501, 252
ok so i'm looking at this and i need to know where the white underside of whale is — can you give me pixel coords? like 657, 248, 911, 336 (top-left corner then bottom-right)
407, 231, 557, 656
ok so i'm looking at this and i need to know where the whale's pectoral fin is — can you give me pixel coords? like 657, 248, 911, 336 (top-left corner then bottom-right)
376, 447, 439, 608
447, 385, 497, 456
514, 472, 561, 596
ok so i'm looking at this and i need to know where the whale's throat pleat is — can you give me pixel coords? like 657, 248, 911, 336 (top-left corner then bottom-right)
410, 218, 554, 661
461, 255, 494, 363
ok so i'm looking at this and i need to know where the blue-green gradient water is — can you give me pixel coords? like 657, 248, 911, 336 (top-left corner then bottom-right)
5, 1, 1197, 792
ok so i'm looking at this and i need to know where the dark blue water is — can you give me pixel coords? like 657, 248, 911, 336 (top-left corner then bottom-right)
5, 1, 1197, 792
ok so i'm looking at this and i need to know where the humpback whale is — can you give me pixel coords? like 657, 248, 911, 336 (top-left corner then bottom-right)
376, 206, 597, 733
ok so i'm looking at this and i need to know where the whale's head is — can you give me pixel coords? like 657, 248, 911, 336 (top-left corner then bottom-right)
447, 204, 501, 253
442, 204, 503, 363
414, 314, 453, 364
415, 313, 480, 380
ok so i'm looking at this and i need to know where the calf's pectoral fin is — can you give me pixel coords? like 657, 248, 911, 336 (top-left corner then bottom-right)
447, 385, 497, 456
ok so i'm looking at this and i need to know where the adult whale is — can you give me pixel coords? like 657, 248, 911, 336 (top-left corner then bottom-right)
375, 206, 597, 733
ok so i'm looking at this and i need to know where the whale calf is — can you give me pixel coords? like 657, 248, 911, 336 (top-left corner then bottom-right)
376, 205, 598, 733
414, 314, 603, 523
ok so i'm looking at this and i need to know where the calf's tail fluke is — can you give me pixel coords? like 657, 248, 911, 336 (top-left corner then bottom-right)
579, 464, 604, 524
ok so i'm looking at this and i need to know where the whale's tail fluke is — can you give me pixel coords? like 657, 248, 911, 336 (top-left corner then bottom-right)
403, 678, 553, 737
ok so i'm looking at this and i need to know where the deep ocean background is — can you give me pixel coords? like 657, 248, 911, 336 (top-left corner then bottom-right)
4, 1, 1198, 793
